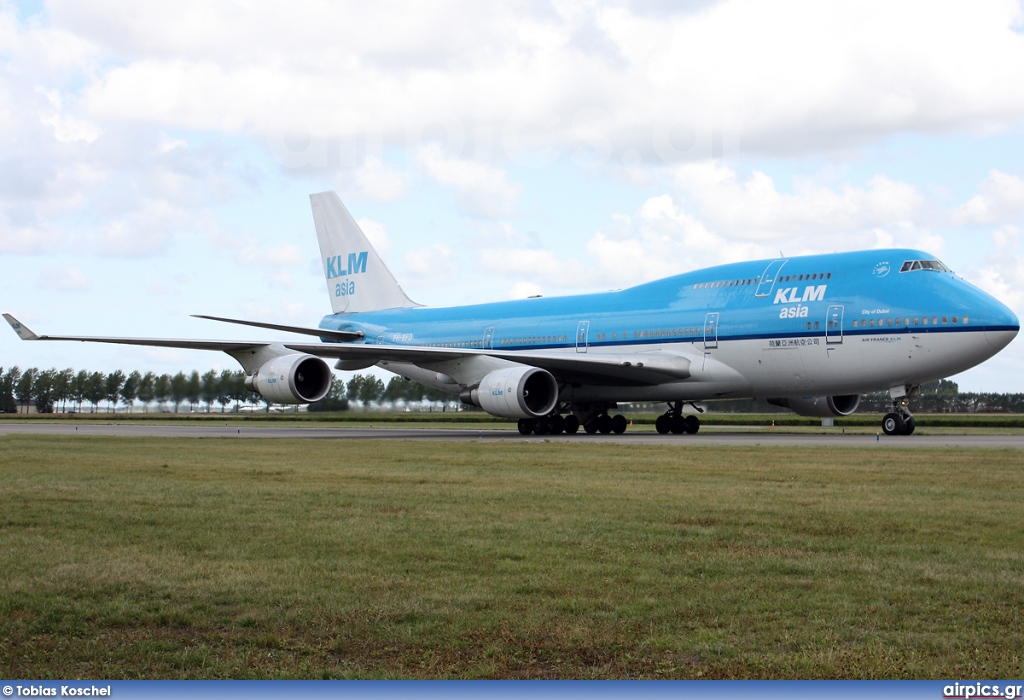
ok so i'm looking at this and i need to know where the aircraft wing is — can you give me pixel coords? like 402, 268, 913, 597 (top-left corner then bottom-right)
279, 342, 693, 386
185, 314, 694, 384
4, 314, 266, 352
6, 313, 692, 386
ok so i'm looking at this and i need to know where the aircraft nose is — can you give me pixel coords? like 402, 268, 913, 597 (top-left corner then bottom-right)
984, 301, 1019, 351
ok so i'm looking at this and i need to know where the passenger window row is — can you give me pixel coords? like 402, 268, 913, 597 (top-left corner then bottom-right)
691, 271, 832, 290
851, 315, 967, 328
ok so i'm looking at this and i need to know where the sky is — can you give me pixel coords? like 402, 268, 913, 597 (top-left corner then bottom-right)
2, 0, 1023, 392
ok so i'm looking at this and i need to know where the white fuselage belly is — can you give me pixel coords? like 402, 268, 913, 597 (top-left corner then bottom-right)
384, 328, 1011, 404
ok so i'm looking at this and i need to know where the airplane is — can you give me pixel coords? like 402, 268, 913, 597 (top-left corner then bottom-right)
5, 191, 1020, 436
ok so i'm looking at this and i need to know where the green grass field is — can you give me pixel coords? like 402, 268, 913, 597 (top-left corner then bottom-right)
2, 435, 1023, 678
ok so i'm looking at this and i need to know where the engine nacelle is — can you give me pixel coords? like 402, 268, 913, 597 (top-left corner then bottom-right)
767, 394, 861, 418
245, 354, 332, 404
461, 366, 559, 419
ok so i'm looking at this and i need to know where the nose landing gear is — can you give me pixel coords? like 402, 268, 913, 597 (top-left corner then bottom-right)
882, 388, 917, 436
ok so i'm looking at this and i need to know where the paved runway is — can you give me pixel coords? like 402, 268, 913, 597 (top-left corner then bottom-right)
2, 421, 1023, 448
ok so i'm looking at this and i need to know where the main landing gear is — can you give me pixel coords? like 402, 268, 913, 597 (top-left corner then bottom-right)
654, 401, 700, 435
517, 404, 628, 435
882, 388, 917, 436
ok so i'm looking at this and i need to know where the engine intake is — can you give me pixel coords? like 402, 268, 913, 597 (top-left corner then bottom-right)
245, 353, 332, 404
461, 366, 559, 419
768, 394, 861, 418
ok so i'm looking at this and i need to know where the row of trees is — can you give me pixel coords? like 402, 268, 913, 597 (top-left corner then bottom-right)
5, 367, 1023, 415
0, 366, 457, 415
0, 366, 260, 414
308, 373, 457, 412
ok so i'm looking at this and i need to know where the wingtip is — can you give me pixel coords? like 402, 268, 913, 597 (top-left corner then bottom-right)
3, 313, 39, 340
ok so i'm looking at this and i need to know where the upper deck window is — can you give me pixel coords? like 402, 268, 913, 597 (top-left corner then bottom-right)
900, 259, 951, 273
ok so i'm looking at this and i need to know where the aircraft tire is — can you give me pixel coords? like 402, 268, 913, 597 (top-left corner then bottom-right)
655, 414, 671, 434
518, 419, 534, 435
669, 415, 685, 434
534, 418, 551, 435
902, 416, 916, 435
564, 415, 580, 434
597, 414, 613, 434
882, 413, 904, 436
684, 415, 700, 434
550, 414, 566, 435
611, 414, 627, 434
584, 421, 599, 434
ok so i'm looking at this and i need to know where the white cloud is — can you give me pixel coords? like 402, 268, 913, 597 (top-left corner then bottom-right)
974, 225, 1024, 312
418, 143, 522, 218
477, 246, 582, 284
0, 220, 63, 254
669, 163, 925, 240
236, 243, 305, 268
351, 157, 408, 202
402, 243, 456, 286
954, 170, 1024, 225
42, 0, 1024, 162
37, 265, 90, 291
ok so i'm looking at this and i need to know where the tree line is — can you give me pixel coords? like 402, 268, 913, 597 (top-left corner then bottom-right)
0, 366, 457, 414
5, 367, 1022, 415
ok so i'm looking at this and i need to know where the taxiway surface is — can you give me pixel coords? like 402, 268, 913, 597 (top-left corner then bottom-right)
2, 422, 1023, 448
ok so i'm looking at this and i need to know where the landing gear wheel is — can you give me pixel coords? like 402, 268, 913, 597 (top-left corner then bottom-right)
597, 414, 613, 434
611, 414, 628, 434
902, 416, 916, 436
669, 415, 685, 434
655, 414, 671, 434
564, 415, 580, 434
518, 419, 535, 435
550, 414, 566, 435
683, 415, 700, 434
584, 420, 599, 435
882, 413, 904, 436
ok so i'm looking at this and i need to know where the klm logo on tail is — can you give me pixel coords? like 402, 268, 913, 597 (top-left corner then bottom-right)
326, 252, 369, 299
325, 252, 368, 279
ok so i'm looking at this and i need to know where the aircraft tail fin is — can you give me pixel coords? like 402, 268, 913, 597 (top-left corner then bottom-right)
309, 191, 421, 314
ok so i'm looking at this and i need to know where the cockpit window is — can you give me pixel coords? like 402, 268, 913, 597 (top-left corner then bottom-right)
900, 259, 951, 273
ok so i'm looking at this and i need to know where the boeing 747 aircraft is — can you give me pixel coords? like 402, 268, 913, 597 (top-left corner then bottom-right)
6, 192, 1019, 436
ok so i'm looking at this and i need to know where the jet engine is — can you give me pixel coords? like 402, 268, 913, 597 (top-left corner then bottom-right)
460, 366, 559, 419
767, 394, 861, 418
244, 353, 332, 404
